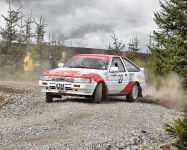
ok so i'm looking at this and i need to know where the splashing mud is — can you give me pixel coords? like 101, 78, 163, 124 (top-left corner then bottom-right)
143, 73, 187, 108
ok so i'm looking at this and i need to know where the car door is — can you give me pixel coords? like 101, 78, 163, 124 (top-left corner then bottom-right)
106, 57, 129, 94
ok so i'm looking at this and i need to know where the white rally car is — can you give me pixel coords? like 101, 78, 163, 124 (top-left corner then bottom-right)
39, 54, 145, 103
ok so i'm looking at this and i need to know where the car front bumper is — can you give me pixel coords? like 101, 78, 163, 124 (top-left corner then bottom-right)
39, 80, 96, 96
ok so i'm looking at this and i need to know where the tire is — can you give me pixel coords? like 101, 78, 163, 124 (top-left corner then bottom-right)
126, 83, 139, 102
46, 93, 53, 103
94, 82, 103, 103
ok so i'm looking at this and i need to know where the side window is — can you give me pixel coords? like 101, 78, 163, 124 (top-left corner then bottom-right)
122, 58, 140, 72
111, 58, 125, 72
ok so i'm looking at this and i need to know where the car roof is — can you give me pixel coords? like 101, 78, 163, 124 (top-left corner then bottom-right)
74, 54, 127, 60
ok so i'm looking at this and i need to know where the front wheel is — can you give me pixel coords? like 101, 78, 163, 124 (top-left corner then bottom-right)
94, 82, 103, 103
126, 83, 139, 102
46, 93, 53, 103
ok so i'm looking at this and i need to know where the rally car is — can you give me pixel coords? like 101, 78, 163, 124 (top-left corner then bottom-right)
39, 54, 145, 103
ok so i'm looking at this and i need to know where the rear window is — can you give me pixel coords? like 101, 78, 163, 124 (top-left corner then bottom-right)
122, 58, 140, 72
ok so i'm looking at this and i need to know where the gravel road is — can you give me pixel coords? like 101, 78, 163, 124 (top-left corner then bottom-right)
0, 81, 182, 150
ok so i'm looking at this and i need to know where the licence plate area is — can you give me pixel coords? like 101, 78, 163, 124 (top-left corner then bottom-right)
56, 83, 64, 90
40, 81, 96, 95
47, 82, 72, 91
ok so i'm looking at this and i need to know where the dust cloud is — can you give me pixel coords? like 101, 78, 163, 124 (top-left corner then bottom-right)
0, 69, 39, 85
143, 73, 187, 108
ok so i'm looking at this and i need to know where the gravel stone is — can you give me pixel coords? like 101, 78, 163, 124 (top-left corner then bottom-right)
0, 81, 182, 150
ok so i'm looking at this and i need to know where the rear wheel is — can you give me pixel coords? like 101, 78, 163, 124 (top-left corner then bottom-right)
126, 83, 139, 102
46, 93, 53, 103
94, 82, 103, 103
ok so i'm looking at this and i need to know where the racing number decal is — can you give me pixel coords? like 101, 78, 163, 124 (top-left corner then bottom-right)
118, 75, 123, 83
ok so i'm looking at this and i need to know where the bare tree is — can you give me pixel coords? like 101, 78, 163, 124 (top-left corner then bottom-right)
48, 33, 51, 45
51, 33, 57, 46
48, 32, 64, 46
57, 33, 64, 46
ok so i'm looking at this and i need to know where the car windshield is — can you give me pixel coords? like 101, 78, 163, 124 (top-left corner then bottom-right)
63, 57, 109, 70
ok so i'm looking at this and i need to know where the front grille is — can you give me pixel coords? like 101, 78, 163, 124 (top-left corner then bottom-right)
53, 77, 66, 82
65, 87, 72, 90
50, 86, 56, 89
52, 77, 74, 82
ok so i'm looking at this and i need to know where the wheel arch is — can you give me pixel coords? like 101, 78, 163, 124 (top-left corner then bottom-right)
136, 82, 143, 97
92, 81, 108, 100
96, 81, 108, 95
123, 80, 142, 97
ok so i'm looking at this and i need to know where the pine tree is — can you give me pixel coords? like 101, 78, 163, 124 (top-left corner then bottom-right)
147, 32, 154, 54
164, 109, 187, 149
35, 15, 46, 59
35, 16, 46, 44
108, 30, 125, 55
0, 3, 21, 47
24, 10, 34, 44
128, 36, 139, 60
149, 0, 187, 87
17, 12, 25, 45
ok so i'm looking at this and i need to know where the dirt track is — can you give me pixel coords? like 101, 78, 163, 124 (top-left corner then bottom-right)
0, 81, 182, 150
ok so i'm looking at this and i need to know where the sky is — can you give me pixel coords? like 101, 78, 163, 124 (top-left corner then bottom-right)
0, 0, 161, 52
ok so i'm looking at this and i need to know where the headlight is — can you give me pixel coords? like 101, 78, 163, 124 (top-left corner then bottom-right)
40, 76, 53, 81
73, 78, 91, 83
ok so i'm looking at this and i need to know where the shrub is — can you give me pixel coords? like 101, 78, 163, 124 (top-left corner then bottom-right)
164, 109, 187, 149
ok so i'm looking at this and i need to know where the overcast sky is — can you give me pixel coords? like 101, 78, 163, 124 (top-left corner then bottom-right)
0, 0, 160, 52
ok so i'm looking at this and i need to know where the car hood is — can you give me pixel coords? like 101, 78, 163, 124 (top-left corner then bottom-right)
42, 67, 105, 78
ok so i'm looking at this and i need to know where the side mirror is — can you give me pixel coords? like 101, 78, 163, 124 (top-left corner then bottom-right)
58, 63, 64, 68
110, 66, 119, 72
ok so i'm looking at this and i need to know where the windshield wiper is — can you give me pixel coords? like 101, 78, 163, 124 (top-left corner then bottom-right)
69, 65, 89, 68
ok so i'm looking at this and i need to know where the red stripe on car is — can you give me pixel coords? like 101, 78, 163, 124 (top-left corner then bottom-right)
43, 70, 109, 94
89, 73, 109, 94
74, 54, 111, 61
120, 81, 136, 94
81, 73, 109, 94
43, 70, 80, 76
